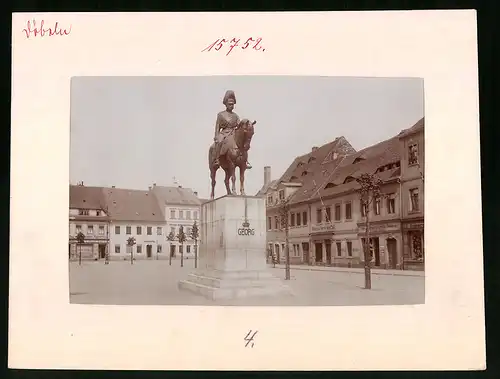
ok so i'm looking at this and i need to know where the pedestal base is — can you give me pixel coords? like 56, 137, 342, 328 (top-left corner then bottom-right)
178, 269, 292, 301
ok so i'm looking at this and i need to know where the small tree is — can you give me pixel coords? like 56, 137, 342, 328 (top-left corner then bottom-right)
177, 226, 187, 267
277, 197, 292, 280
127, 236, 136, 265
356, 173, 384, 290
76, 232, 85, 266
190, 221, 199, 269
166, 231, 175, 266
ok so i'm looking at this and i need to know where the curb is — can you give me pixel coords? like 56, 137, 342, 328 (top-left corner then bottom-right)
271, 265, 424, 278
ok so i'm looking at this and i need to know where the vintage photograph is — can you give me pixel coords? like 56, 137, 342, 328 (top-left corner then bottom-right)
69, 76, 425, 306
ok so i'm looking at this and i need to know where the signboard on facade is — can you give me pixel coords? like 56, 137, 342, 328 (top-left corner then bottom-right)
358, 222, 400, 234
403, 222, 424, 230
311, 224, 335, 233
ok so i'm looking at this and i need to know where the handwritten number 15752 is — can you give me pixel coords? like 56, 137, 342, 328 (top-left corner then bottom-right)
202, 38, 265, 56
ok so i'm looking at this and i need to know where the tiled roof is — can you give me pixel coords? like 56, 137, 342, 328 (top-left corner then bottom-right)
291, 135, 402, 204
103, 187, 165, 222
256, 179, 279, 197
69, 185, 107, 210
150, 185, 201, 206
398, 117, 424, 139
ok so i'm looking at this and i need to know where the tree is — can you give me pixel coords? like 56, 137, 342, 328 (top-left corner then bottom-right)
190, 221, 199, 269
166, 231, 175, 266
127, 236, 136, 265
277, 196, 292, 280
355, 173, 384, 290
76, 232, 85, 266
177, 226, 187, 267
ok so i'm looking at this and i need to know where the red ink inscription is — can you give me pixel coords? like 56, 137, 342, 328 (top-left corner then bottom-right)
202, 37, 266, 55
22, 19, 72, 39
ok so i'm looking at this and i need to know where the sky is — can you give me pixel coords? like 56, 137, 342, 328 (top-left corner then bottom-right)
70, 76, 424, 199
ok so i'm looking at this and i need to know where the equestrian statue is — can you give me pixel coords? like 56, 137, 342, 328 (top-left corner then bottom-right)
209, 90, 256, 199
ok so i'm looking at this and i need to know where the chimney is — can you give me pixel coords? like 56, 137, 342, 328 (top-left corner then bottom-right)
153, 183, 156, 187
264, 166, 271, 186
148, 186, 152, 191
111, 185, 115, 188
312, 146, 318, 152
194, 191, 198, 196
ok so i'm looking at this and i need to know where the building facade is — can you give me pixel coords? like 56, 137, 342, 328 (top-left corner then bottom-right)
150, 184, 202, 260
103, 187, 167, 260
69, 184, 110, 260
398, 118, 425, 270
259, 119, 424, 271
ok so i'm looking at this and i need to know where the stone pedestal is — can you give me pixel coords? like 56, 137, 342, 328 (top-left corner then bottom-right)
178, 195, 291, 301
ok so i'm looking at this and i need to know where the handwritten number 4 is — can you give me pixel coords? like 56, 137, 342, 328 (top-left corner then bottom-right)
244, 330, 258, 348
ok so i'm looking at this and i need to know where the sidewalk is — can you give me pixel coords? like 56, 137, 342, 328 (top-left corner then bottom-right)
270, 264, 425, 277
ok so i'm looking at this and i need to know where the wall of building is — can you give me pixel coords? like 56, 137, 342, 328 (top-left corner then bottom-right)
69, 208, 109, 260
109, 221, 167, 260
165, 204, 201, 259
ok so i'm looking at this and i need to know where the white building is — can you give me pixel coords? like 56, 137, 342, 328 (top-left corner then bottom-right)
150, 184, 202, 259
69, 184, 110, 260
103, 187, 167, 260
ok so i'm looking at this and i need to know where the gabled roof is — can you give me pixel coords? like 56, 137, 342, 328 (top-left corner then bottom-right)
398, 117, 424, 139
150, 185, 201, 207
69, 185, 107, 210
256, 179, 279, 197
103, 187, 165, 222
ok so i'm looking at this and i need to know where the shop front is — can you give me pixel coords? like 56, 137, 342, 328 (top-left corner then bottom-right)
357, 221, 402, 269
310, 223, 335, 265
402, 219, 424, 271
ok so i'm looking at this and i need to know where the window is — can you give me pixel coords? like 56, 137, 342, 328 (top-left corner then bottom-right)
136, 244, 142, 254
334, 204, 341, 221
279, 190, 285, 200
179, 210, 184, 219
293, 244, 301, 257
194, 211, 198, 219
126, 226, 131, 235
76, 224, 82, 233
147, 226, 152, 235
157, 244, 162, 253
360, 201, 367, 217
99, 225, 105, 235
267, 195, 273, 206
187, 227, 192, 236
374, 199, 381, 215
157, 227, 162, 235
347, 241, 352, 256
336, 242, 342, 257
408, 143, 419, 165
115, 244, 120, 254
410, 188, 420, 212
296, 212, 301, 226
170, 226, 176, 234
170, 210, 176, 219
78, 209, 89, 216
316, 208, 322, 223
290, 213, 296, 227
267, 217, 272, 231
345, 202, 352, 220
186, 211, 191, 220
387, 195, 396, 214
87, 225, 94, 234
325, 207, 331, 222
115, 225, 120, 234
302, 211, 308, 226
136, 226, 142, 235
97, 210, 101, 216
274, 216, 279, 230
186, 245, 191, 253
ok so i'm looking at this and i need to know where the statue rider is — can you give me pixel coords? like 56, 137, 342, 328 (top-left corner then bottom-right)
213, 90, 252, 169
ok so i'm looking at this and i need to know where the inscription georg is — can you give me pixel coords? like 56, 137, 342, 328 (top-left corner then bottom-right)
238, 219, 255, 236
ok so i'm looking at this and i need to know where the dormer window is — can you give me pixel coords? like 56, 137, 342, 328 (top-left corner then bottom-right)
353, 157, 365, 164
408, 143, 419, 165
297, 161, 304, 167
279, 190, 285, 201
301, 171, 308, 177
78, 209, 89, 216
344, 176, 355, 184
324, 182, 336, 189
290, 176, 298, 181
308, 157, 316, 164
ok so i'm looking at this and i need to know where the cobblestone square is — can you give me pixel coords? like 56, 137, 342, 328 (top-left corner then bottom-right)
69, 260, 425, 306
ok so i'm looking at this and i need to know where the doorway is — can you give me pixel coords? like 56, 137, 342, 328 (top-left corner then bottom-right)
387, 238, 397, 269
372, 237, 380, 267
275, 244, 280, 262
98, 244, 106, 259
314, 243, 323, 264
146, 244, 152, 258
302, 242, 310, 265
325, 241, 332, 265
170, 244, 176, 257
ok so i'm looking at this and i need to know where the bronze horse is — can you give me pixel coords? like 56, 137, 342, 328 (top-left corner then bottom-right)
209, 119, 256, 199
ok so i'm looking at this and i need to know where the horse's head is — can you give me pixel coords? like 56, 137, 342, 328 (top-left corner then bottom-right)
236, 118, 256, 151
